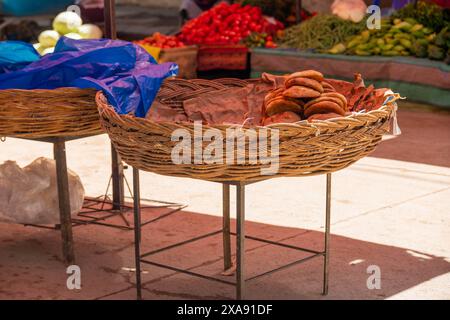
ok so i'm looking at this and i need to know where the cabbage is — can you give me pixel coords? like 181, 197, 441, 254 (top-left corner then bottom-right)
42, 47, 55, 55
38, 30, 60, 47
33, 43, 46, 55
77, 24, 103, 39
53, 11, 82, 35
64, 33, 83, 40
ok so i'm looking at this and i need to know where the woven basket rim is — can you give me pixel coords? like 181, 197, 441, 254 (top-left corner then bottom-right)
96, 90, 395, 133
0, 87, 101, 139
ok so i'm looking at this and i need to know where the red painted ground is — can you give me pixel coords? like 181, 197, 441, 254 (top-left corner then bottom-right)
1, 105, 449, 300
0, 203, 448, 300
372, 108, 450, 168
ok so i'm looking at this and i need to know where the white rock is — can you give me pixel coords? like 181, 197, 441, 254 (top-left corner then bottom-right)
0, 157, 85, 225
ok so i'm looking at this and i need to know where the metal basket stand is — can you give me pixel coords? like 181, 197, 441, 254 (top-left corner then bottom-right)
131, 167, 332, 300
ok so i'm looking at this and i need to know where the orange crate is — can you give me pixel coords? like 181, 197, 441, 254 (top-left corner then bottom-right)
197, 45, 249, 71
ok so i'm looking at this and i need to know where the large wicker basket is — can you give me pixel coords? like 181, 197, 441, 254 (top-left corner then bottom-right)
0, 88, 102, 139
96, 78, 395, 182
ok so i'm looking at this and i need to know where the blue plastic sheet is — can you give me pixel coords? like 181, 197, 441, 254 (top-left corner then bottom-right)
0, 37, 178, 117
0, 41, 40, 73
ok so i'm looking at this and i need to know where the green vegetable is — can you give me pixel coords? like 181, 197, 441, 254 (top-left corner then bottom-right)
328, 43, 346, 54
412, 31, 425, 38
355, 49, 371, 56
399, 39, 412, 49
428, 44, 445, 60
410, 24, 424, 33
392, 21, 412, 31
435, 27, 449, 47
391, 1, 448, 32
413, 41, 428, 58
382, 50, 399, 56
279, 14, 367, 51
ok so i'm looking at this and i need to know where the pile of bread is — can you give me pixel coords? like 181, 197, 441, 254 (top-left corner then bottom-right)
263, 70, 350, 125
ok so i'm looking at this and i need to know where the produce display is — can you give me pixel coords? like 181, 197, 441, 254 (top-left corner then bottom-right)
239, 0, 314, 25
329, 18, 449, 62
242, 32, 277, 48
262, 70, 388, 124
135, 33, 197, 79
279, 14, 367, 52
391, 1, 450, 32
136, 33, 185, 49
178, 3, 284, 46
34, 11, 103, 56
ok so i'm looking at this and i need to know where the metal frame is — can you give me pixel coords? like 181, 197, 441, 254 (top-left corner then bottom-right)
132, 168, 332, 300
104, 0, 125, 212
75, 191, 186, 231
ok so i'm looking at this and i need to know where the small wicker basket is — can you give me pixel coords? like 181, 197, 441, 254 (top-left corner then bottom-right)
96, 78, 395, 182
0, 88, 102, 139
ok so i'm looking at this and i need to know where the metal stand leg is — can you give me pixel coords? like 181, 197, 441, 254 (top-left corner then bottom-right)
111, 145, 124, 210
236, 183, 245, 300
222, 184, 232, 271
132, 167, 142, 300
53, 138, 75, 264
323, 173, 332, 295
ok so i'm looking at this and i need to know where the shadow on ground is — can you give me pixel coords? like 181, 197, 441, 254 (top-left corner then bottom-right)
0, 205, 449, 300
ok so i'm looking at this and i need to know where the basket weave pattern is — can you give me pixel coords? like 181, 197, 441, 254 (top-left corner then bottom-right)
97, 79, 394, 182
0, 88, 102, 138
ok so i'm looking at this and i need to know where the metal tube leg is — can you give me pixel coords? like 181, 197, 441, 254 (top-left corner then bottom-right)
53, 138, 75, 264
323, 173, 332, 295
111, 144, 124, 210
236, 183, 245, 300
222, 183, 232, 271
132, 167, 142, 300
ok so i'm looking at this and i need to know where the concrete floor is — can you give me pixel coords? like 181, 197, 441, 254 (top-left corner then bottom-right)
0, 106, 449, 300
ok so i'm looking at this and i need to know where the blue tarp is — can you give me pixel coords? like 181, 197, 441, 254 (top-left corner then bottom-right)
0, 37, 178, 117
0, 41, 40, 73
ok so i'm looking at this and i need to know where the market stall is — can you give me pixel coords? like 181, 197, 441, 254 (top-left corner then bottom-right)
251, 1, 450, 107
251, 48, 450, 107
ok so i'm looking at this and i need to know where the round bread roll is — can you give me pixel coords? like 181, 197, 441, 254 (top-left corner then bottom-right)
283, 86, 321, 99
264, 88, 284, 104
285, 77, 324, 93
304, 101, 345, 118
321, 82, 335, 93
287, 70, 324, 82
265, 97, 303, 116
263, 111, 302, 126
321, 92, 348, 110
304, 96, 345, 110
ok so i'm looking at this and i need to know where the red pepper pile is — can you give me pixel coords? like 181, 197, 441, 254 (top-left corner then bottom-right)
136, 32, 185, 49
178, 3, 284, 45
